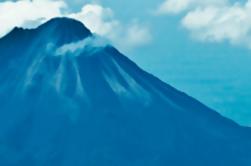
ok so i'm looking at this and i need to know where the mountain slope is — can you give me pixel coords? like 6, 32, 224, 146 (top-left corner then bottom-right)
0, 17, 250, 166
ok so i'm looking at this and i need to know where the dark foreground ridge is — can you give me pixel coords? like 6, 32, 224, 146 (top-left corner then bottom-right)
0, 17, 250, 166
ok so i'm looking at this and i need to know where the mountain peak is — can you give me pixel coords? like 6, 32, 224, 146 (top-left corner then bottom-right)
1, 17, 92, 46
39, 17, 90, 33
37, 17, 92, 46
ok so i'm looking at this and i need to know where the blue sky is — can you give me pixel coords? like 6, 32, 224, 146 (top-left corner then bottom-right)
0, 0, 251, 126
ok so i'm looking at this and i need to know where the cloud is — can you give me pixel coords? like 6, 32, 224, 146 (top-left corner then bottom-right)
119, 21, 152, 49
156, 0, 228, 14
55, 35, 109, 56
181, 2, 251, 47
69, 4, 152, 52
0, 0, 66, 37
69, 4, 119, 36
0, 1, 151, 52
156, 0, 251, 49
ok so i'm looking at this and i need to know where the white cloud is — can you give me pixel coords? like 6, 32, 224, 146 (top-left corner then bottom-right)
55, 35, 109, 56
69, 4, 152, 52
0, 0, 66, 37
156, 0, 228, 14
182, 2, 251, 47
157, 0, 251, 49
70, 4, 119, 36
121, 21, 152, 49
0, 1, 151, 52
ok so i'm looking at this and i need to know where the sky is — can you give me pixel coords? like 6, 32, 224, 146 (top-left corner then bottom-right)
0, 0, 251, 126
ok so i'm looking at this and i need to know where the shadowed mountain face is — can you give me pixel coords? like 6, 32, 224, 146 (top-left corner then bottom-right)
0, 17, 250, 166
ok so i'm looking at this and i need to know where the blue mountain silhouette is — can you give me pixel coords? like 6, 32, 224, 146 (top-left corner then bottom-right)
0, 17, 250, 166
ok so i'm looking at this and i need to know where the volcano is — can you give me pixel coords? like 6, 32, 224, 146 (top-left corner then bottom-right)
0, 17, 250, 166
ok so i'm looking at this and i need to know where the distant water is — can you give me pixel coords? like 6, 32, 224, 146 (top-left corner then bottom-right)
131, 51, 251, 126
